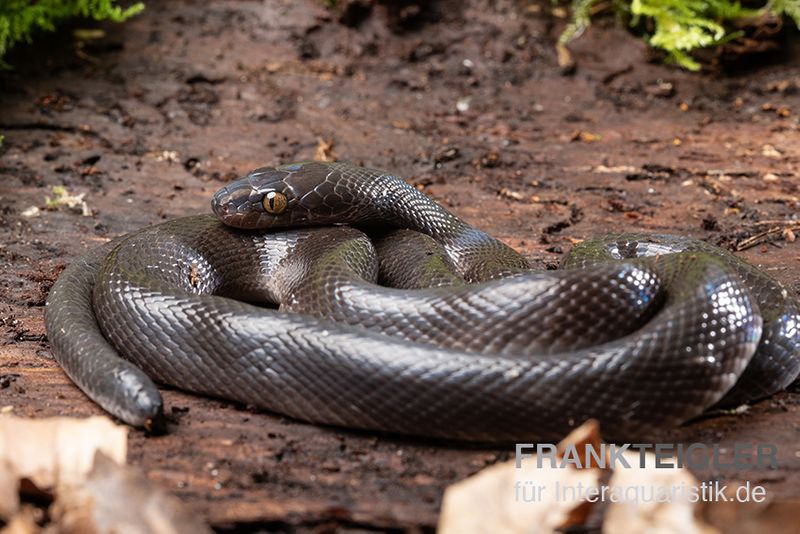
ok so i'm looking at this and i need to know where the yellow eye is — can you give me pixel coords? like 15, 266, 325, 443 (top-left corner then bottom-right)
262, 191, 287, 214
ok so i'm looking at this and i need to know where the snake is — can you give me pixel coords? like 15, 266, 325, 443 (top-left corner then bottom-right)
44, 161, 800, 442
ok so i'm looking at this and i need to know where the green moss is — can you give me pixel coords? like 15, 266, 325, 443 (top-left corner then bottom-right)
558, 0, 597, 47
0, 0, 144, 62
559, 0, 800, 70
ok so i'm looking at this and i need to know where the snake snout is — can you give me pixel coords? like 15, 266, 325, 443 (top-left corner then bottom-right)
211, 183, 255, 227
210, 187, 231, 216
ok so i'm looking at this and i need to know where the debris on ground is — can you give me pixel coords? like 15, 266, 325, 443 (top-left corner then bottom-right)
42, 186, 92, 217
439, 421, 603, 533
0, 415, 210, 533
438, 420, 789, 534
314, 137, 336, 162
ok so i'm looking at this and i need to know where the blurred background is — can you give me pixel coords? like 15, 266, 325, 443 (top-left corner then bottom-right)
0, 1, 798, 531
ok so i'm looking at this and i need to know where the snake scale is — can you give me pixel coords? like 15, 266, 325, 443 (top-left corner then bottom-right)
45, 161, 800, 442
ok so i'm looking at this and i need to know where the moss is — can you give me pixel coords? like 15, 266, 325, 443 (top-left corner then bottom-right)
0, 0, 144, 62
559, 0, 800, 70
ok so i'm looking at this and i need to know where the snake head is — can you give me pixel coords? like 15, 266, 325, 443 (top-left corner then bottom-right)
211, 162, 312, 229
212, 161, 361, 230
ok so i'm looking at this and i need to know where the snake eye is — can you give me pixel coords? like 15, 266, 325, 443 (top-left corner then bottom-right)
262, 191, 287, 215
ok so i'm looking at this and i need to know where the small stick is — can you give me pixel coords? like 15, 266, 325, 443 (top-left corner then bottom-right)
736, 226, 788, 252
748, 219, 800, 226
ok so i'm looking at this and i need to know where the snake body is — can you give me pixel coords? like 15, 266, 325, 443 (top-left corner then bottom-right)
45, 161, 800, 441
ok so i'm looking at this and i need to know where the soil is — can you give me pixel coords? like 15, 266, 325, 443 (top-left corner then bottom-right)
1, 0, 799, 531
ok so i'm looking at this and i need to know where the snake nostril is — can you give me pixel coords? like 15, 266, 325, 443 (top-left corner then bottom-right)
211, 192, 230, 216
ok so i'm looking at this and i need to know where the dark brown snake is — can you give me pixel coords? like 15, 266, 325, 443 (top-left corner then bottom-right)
44, 161, 800, 442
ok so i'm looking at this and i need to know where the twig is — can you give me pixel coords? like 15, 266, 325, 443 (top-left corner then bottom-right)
735, 222, 800, 251
749, 219, 800, 226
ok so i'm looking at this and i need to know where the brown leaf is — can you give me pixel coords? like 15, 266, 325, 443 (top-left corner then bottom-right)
0, 416, 210, 533
603, 451, 717, 534
499, 188, 525, 201
438, 421, 604, 534
314, 137, 336, 162
0, 415, 127, 493
53, 453, 212, 534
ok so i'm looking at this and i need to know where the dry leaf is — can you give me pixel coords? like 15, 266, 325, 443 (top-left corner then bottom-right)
20, 206, 40, 218
593, 165, 637, 174
761, 145, 782, 159
439, 420, 721, 534
570, 131, 600, 143
314, 137, 336, 162
0, 416, 209, 533
438, 421, 604, 534
53, 453, 212, 534
1, 508, 39, 534
0, 415, 127, 493
499, 188, 525, 201
602, 451, 717, 534
0, 461, 19, 518
44, 186, 93, 217
556, 43, 575, 73
701, 500, 800, 534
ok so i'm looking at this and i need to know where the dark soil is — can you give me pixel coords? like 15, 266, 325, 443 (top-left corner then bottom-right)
1, 0, 799, 531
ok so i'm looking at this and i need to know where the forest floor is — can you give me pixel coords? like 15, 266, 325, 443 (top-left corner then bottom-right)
0, 0, 798, 531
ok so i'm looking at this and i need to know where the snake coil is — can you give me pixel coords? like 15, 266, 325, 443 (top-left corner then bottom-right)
45, 161, 800, 441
